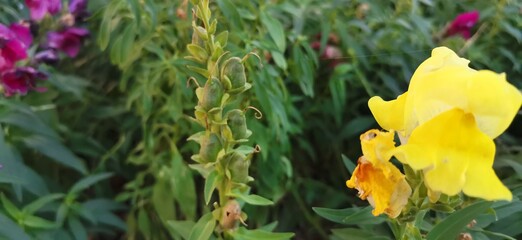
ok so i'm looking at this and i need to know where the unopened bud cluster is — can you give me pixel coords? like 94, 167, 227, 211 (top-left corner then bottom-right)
186, 0, 259, 232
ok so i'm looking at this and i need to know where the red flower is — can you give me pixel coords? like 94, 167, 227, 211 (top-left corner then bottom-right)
446, 11, 480, 39
0, 24, 30, 72
1, 67, 47, 96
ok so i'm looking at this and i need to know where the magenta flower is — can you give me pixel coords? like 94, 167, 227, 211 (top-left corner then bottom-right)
25, 0, 62, 21
46, 27, 89, 57
69, 0, 89, 18
0, 24, 29, 72
1, 67, 47, 96
8, 23, 33, 48
445, 11, 480, 39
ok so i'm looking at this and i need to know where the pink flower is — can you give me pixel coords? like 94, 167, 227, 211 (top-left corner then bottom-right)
0, 24, 30, 72
25, 0, 62, 21
1, 67, 47, 96
311, 41, 343, 68
46, 27, 89, 57
446, 11, 480, 39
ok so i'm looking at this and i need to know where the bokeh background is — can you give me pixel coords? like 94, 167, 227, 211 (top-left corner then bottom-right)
0, 0, 521, 239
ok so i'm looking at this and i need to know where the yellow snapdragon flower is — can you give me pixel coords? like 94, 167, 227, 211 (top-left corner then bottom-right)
368, 47, 521, 201
347, 130, 411, 218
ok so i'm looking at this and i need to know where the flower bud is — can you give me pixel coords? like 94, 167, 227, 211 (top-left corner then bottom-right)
199, 77, 224, 111
220, 57, 247, 93
198, 133, 222, 162
227, 109, 249, 140
225, 152, 250, 183
220, 199, 241, 230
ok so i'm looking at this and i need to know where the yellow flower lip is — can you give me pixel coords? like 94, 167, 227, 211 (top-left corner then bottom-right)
347, 130, 411, 218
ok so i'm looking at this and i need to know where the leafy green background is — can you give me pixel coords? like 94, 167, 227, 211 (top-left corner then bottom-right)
0, 0, 521, 239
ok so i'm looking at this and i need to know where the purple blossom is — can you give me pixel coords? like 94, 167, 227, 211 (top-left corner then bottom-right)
0, 24, 29, 72
35, 49, 59, 64
446, 11, 480, 39
25, 0, 62, 21
69, 0, 89, 18
46, 27, 89, 57
1, 67, 47, 96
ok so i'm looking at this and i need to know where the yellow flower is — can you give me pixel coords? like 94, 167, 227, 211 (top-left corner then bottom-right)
367, 47, 521, 201
392, 108, 512, 201
347, 130, 411, 218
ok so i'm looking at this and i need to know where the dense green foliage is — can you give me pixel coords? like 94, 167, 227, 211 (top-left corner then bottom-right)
0, 0, 521, 239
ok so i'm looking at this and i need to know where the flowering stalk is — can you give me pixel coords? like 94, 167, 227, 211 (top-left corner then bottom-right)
185, 0, 277, 237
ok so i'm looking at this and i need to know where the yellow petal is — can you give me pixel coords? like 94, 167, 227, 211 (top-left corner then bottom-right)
346, 157, 411, 218
393, 108, 512, 200
463, 156, 512, 201
368, 93, 408, 132
409, 47, 471, 88
359, 129, 396, 166
411, 67, 522, 139
403, 47, 473, 135
466, 71, 522, 138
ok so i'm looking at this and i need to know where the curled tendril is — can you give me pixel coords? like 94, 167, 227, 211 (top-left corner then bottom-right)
241, 51, 263, 68
186, 77, 201, 88
253, 144, 261, 153
244, 106, 262, 119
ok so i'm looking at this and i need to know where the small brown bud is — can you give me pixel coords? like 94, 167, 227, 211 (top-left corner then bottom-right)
220, 200, 242, 230
176, 8, 187, 19
458, 233, 472, 240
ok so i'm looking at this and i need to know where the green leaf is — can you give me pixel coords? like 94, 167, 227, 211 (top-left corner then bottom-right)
22, 215, 57, 229
232, 227, 294, 240
1, 194, 21, 219
204, 170, 218, 205
343, 206, 385, 225
271, 51, 287, 70
260, 12, 286, 51
98, 1, 122, 50
126, 0, 141, 27
215, 31, 229, 48
152, 174, 176, 222
313, 207, 358, 224
331, 228, 390, 240
216, 0, 242, 30
167, 220, 195, 239
427, 201, 493, 240
0, 99, 59, 139
227, 190, 273, 206
68, 217, 87, 240
69, 173, 113, 194
188, 212, 216, 240
23, 135, 87, 174
342, 155, 356, 175
0, 213, 31, 240
23, 193, 65, 215
171, 151, 197, 219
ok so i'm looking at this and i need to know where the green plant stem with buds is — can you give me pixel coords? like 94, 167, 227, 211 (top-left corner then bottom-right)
185, 0, 290, 239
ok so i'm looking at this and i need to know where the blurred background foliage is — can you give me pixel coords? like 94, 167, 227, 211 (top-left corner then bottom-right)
0, 0, 521, 239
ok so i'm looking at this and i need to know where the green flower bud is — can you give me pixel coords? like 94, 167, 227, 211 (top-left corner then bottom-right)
199, 133, 222, 162
194, 26, 209, 41
227, 109, 248, 140
226, 152, 250, 183
199, 77, 224, 111
221, 57, 247, 92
